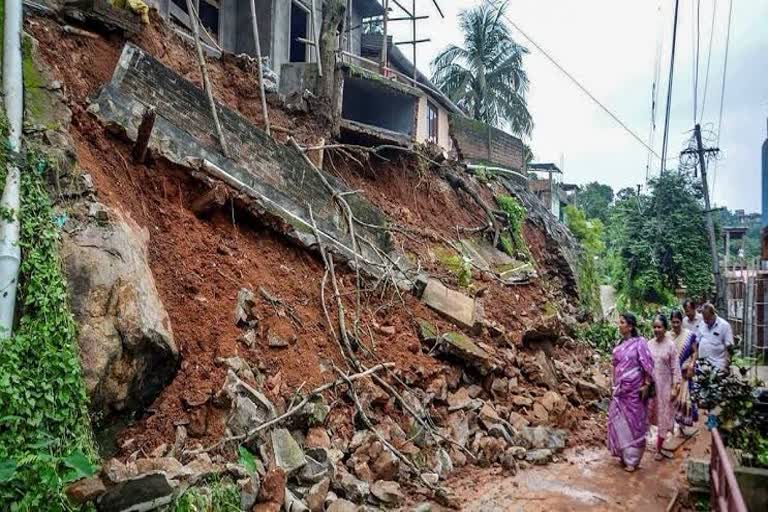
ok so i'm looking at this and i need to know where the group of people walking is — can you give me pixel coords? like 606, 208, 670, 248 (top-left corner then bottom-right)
606, 301, 734, 472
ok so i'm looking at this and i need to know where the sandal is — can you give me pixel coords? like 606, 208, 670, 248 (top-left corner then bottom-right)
654, 453, 664, 461
624, 465, 637, 473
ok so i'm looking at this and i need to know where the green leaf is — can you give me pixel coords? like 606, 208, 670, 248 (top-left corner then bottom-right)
63, 451, 96, 479
238, 446, 257, 474
0, 460, 17, 482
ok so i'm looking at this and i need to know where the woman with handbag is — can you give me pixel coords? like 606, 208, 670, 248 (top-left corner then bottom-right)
607, 312, 656, 472
646, 314, 682, 460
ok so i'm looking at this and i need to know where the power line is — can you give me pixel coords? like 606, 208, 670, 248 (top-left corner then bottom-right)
693, 0, 701, 122
712, 0, 733, 194
646, 1, 665, 180
488, 3, 661, 159
699, 0, 717, 121
660, 0, 682, 175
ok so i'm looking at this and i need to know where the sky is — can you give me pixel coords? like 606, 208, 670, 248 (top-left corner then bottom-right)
386, 0, 768, 212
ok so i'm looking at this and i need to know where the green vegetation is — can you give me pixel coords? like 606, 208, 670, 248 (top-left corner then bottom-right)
577, 321, 618, 354
436, 247, 472, 289
563, 204, 604, 314
0, 123, 95, 507
693, 359, 768, 468
432, 1, 532, 136
495, 194, 529, 260
173, 479, 240, 512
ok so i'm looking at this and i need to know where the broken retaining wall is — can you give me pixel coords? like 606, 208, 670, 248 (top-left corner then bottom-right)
449, 115, 525, 173
90, 44, 399, 279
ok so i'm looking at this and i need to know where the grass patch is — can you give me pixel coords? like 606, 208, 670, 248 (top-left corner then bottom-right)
173, 479, 240, 512
435, 247, 472, 289
0, 126, 95, 507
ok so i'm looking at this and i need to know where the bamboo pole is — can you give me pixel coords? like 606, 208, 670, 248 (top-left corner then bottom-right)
185, 0, 230, 158
248, 0, 271, 136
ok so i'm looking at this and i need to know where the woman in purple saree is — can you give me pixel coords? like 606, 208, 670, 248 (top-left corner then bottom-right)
607, 313, 655, 472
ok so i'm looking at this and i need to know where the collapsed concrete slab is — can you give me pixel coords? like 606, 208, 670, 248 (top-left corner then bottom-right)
89, 44, 404, 282
458, 237, 535, 284
418, 278, 479, 330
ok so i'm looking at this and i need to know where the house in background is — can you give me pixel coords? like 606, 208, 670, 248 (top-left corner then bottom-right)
147, 0, 527, 178
528, 163, 566, 220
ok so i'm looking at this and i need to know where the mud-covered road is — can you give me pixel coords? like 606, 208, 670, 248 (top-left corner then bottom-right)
447, 429, 710, 511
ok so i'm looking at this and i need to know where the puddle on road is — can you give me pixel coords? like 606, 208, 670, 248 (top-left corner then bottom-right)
523, 475, 609, 505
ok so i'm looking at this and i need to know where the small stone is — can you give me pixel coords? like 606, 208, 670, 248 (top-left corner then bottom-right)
491, 377, 509, 400
253, 503, 282, 512
370, 480, 405, 507
299, 448, 330, 484
466, 384, 483, 399
101, 458, 130, 484
526, 448, 553, 465
352, 461, 373, 483
509, 446, 527, 459
305, 477, 330, 512
65, 476, 106, 504
447, 411, 470, 447
335, 472, 370, 503
272, 428, 307, 475
258, 467, 287, 504
500, 449, 519, 473
420, 472, 439, 485
426, 376, 448, 402
135, 457, 186, 479
285, 488, 310, 512
370, 449, 399, 481
374, 323, 396, 336
540, 391, 564, 414
149, 443, 168, 458
478, 403, 501, 423
449, 447, 467, 468
327, 499, 358, 512
305, 427, 331, 450
238, 474, 260, 511
238, 329, 257, 348
234, 288, 256, 326
268, 333, 290, 348
434, 449, 453, 477
532, 402, 549, 423
508, 411, 530, 431
173, 425, 188, 455
184, 453, 222, 484
511, 395, 533, 407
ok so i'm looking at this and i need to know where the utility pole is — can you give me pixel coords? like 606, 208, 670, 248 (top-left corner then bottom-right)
380, 0, 388, 74
694, 123, 724, 311
660, 0, 680, 175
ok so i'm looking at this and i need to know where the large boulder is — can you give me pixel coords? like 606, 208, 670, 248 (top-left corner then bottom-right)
62, 204, 179, 417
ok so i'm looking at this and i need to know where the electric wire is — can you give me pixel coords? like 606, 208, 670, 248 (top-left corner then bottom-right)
712, 0, 733, 195
660, 0, 681, 174
646, 0, 665, 180
484, 1, 661, 159
699, 0, 717, 122
693, 0, 700, 123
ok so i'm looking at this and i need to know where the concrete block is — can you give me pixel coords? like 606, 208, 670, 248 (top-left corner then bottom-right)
687, 458, 710, 490
420, 278, 477, 329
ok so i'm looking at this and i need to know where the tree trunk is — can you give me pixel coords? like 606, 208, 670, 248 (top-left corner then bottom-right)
313, 0, 346, 136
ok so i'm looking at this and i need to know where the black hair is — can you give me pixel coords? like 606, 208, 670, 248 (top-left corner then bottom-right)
683, 299, 695, 310
653, 313, 669, 330
620, 312, 639, 338
670, 310, 684, 321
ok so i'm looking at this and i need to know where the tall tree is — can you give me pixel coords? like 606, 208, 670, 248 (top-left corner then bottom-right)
572, 182, 614, 222
431, 1, 532, 136
605, 171, 712, 310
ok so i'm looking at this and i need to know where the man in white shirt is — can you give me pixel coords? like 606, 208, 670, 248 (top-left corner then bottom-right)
697, 303, 734, 371
682, 299, 703, 332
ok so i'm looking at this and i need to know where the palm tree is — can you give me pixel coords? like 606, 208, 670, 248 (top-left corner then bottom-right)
431, 1, 532, 136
